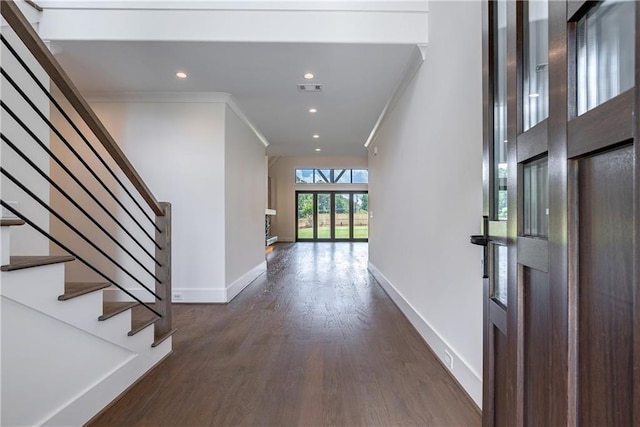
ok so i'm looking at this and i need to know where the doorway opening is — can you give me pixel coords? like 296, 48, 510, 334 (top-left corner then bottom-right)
296, 191, 368, 242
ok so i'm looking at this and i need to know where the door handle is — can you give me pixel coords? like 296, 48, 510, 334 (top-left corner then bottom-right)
470, 216, 489, 278
470, 235, 488, 246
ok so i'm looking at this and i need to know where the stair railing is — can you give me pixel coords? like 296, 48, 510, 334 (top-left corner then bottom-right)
0, 0, 173, 342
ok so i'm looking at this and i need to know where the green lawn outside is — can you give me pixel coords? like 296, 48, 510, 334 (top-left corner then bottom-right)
298, 226, 368, 240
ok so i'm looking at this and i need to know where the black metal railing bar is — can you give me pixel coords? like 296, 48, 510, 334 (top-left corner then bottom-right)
0, 67, 161, 249
0, 106, 160, 263
0, 34, 161, 234
1, 133, 162, 280
0, 201, 163, 317
2, 167, 162, 294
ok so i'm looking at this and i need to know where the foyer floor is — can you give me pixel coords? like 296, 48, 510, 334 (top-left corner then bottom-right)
90, 243, 480, 427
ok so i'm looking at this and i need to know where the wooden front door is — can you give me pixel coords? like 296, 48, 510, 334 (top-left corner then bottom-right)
478, 1, 639, 425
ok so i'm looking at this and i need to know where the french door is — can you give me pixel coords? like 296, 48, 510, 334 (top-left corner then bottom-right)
296, 191, 368, 242
479, 1, 639, 425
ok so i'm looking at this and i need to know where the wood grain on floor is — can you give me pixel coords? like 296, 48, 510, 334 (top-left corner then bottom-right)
89, 242, 480, 427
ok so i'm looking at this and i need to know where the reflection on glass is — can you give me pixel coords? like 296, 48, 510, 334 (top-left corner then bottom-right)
353, 193, 369, 239
494, 0, 508, 221
523, 0, 549, 131
334, 169, 351, 183
317, 194, 331, 239
295, 169, 313, 183
315, 169, 331, 183
352, 169, 369, 184
493, 244, 508, 306
297, 193, 314, 239
577, 0, 634, 115
334, 193, 351, 239
523, 157, 549, 237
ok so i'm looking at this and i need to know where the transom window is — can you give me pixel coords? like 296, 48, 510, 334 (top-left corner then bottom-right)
295, 169, 368, 184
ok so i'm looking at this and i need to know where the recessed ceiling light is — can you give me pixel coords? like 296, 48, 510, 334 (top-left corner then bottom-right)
309, 108, 317, 113
313, 134, 319, 139
176, 72, 188, 79
304, 73, 314, 80
315, 148, 322, 152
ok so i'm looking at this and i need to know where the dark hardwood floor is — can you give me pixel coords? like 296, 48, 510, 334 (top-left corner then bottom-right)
89, 243, 480, 427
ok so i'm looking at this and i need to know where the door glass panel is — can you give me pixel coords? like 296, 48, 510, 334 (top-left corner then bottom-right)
523, 157, 549, 237
576, 0, 634, 116
317, 193, 331, 239
353, 193, 369, 239
523, 0, 549, 131
494, 0, 508, 220
334, 193, 351, 239
492, 244, 508, 306
297, 193, 314, 239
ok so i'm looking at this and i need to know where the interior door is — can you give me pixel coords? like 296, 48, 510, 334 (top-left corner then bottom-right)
317, 193, 332, 239
334, 193, 351, 240
478, 1, 639, 425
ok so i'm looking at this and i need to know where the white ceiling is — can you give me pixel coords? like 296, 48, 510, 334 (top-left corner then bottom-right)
52, 41, 418, 156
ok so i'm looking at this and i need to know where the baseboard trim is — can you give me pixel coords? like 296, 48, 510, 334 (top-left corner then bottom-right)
226, 261, 266, 302
103, 287, 227, 303
103, 261, 267, 304
368, 261, 482, 409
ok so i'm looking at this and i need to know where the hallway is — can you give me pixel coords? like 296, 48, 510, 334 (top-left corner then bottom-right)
90, 243, 480, 426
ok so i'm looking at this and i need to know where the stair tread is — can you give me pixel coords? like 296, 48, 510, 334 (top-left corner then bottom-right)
99, 301, 139, 321
153, 328, 177, 348
0, 218, 25, 227
59, 282, 111, 301
129, 303, 160, 336
1, 255, 75, 272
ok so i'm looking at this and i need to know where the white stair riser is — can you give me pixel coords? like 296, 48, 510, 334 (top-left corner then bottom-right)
2, 266, 154, 351
1, 264, 66, 300
1, 226, 11, 266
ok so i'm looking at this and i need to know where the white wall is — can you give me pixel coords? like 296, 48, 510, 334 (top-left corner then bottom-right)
224, 104, 266, 299
367, 1, 484, 407
50, 94, 267, 303
268, 155, 367, 242
1, 17, 50, 256
51, 96, 227, 302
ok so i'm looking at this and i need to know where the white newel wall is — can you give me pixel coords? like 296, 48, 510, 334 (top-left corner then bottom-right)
49, 93, 267, 303
224, 104, 266, 300
367, 1, 484, 407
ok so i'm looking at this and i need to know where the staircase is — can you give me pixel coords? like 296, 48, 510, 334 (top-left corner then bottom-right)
1, 220, 173, 427
1, 1, 174, 425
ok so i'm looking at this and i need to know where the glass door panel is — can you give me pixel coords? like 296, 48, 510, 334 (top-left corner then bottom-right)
334, 193, 351, 239
576, 0, 634, 115
494, 0, 508, 221
523, 0, 549, 131
492, 244, 508, 307
297, 193, 314, 240
523, 157, 549, 237
317, 193, 331, 239
353, 193, 369, 239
